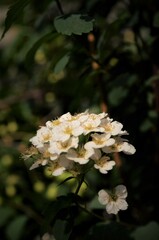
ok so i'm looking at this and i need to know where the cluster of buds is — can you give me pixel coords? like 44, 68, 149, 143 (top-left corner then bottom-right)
24, 111, 135, 176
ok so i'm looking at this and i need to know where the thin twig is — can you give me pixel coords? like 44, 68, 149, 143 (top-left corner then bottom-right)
55, 0, 64, 15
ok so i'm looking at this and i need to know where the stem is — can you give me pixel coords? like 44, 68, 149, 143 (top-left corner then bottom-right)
116, 213, 120, 222
79, 204, 106, 221
75, 174, 85, 195
55, 0, 64, 15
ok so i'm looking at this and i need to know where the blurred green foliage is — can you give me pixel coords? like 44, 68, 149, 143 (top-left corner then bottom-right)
0, 0, 159, 239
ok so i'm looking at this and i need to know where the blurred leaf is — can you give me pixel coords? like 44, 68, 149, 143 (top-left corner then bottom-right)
25, 32, 57, 66
139, 119, 154, 132
148, 110, 158, 119
84, 222, 132, 240
54, 14, 94, 36
131, 221, 159, 240
88, 195, 104, 209
153, 12, 159, 27
6, 215, 28, 240
1, 0, 31, 39
0, 206, 15, 227
43, 194, 75, 224
54, 54, 70, 74
108, 86, 128, 106
53, 220, 71, 240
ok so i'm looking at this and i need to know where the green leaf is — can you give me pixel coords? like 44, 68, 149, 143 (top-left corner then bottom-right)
0, 206, 15, 227
53, 220, 72, 240
108, 86, 128, 107
139, 119, 154, 132
25, 32, 57, 66
43, 194, 74, 224
54, 14, 94, 36
1, 0, 31, 39
153, 12, 159, 27
84, 222, 132, 240
6, 215, 28, 240
88, 196, 104, 210
57, 176, 75, 186
54, 54, 70, 73
131, 221, 159, 240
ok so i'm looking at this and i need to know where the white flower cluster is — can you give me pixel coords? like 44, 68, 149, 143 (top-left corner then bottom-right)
26, 111, 136, 177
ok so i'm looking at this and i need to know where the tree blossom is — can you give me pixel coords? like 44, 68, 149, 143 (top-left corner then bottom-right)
82, 113, 106, 135
24, 111, 136, 177
98, 185, 128, 214
84, 133, 115, 149
102, 137, 136, 155
91, 149, 115, 174
30, 126, 52, 148
66, 147, 94, 164
48, 136, 78, 155
100, 119, 126, 136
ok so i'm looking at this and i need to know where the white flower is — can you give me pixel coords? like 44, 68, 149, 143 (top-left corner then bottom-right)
60, 121, 83, 140
91, 149, 115, 174
30, 126, 52, 148
38, 146, 58, 161
66, 147, 94, 164
48, 157, 67, 176
98, 185, 128, 214
59, 112, 73, 122
100, 119, 125, 136
27, 111, 136, 178
94, 159, 115, 174
29, 158, 48, 170
82, 113, 106, 135
121, 142, 136, 154
102, 137, 136, 155
85, 133, 115, 149
48, 136, 78, 155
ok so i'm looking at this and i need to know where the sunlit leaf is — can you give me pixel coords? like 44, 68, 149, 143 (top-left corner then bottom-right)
54, 14, 94, 36
57, 176, 75, 186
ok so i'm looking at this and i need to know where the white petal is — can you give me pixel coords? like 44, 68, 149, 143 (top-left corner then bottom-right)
116, 199, 128, 210
115, 185, 128, 198
90, 148, 101, 160
52, 167, 65, 176
98, 189, 110, 205
106, 201, 119, 215
122, 142, 136, 155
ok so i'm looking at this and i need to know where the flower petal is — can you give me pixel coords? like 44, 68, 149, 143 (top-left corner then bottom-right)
98, 189, 110, 205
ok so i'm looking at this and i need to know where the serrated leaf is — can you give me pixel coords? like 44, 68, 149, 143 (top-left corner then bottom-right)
54, 14, 94, 36
1, 0, 31, 39
54, 54, 70, 73
25, 32, 57, 66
